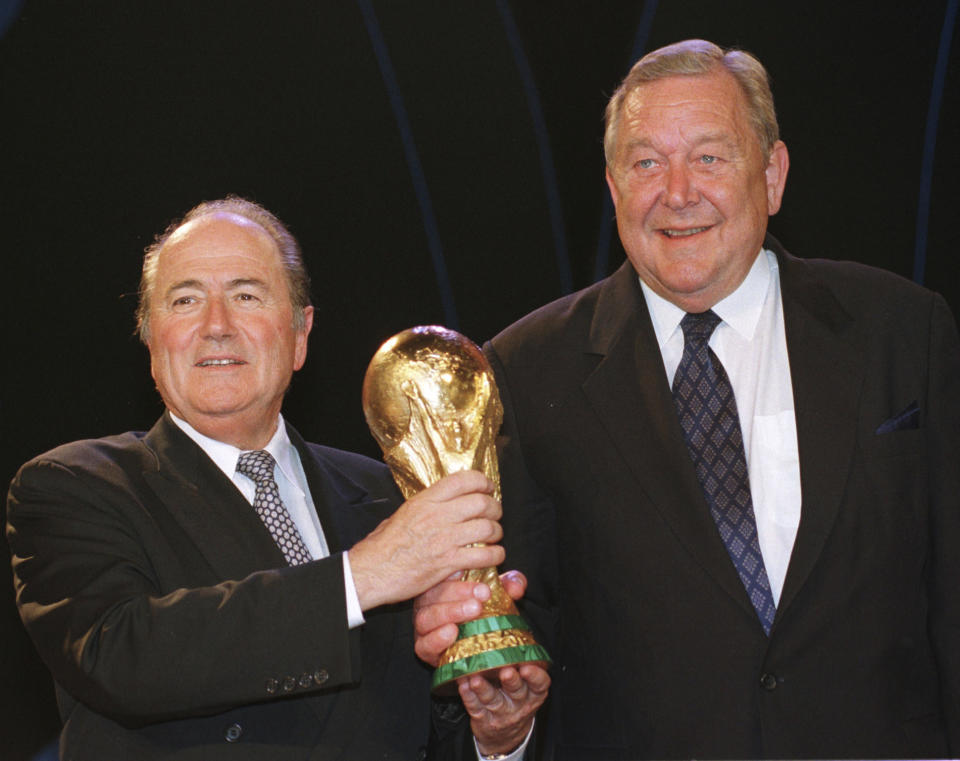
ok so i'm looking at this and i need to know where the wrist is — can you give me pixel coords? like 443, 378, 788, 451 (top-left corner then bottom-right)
473, 720, 533, 761
475, 737, 521, 760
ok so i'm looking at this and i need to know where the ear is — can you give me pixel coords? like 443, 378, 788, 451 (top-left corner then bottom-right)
293, 305, 314, 371
765, 140, 789, 215
605, 165, 621, 207
604, 166, 620, 206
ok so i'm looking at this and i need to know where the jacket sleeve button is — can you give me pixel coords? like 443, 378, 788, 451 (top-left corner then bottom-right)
224, 723, 243, 742
282, 676, 297, 692
299, 672, 313, 689
313, 669, 329, 686
760, 672, 778, 691
265, 678, 279, 695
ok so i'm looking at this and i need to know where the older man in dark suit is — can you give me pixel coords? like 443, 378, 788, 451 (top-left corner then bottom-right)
6, 197, 512, 760
415, 39, 960, 759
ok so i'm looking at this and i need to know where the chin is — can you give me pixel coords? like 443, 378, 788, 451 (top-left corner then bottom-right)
662, 263, 717, 293
192, 393, 253, 417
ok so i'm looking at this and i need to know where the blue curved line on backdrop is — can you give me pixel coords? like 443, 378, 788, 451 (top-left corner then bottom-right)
594, 0, 659, 283
913, 0, 958, 286
495, 0, 572, 295
357, 0, 459, 329
0, 0, 24, 39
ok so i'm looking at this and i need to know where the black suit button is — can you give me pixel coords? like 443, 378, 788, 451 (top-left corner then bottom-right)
760, 672, 778, 691
299, 672, 313, 689
282, 676, 297, 692
265, 678, 279, 695
313, 669, 329, 686
224, 723, 243, 742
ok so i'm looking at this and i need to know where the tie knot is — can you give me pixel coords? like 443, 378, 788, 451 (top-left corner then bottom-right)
680, 310, 722, 346
236, 450, 277, 483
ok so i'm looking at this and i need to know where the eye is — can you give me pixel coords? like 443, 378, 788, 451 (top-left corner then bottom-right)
234, 292, 262, 306
635, 158, 656, 170
171, 295, 196, 308
700, 154, 718, 164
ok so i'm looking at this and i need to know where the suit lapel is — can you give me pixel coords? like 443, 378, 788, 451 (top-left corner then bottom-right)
285, 423, 396, 555
142, 414, 287, 580
772, 241, 865, 618
581, 262, 758, 620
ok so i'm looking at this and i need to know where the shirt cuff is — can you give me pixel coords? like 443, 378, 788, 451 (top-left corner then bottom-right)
342, 551, 366, 629
473, 720, 534, 761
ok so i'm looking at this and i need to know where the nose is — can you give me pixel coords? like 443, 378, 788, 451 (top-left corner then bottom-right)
663, 163, 699, 210
201, 296, 235, 339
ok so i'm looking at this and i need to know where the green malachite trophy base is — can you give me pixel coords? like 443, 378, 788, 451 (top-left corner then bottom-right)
431, 614, 552, 694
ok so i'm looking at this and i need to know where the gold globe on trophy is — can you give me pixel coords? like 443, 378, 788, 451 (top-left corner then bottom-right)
362, 325, 550, 693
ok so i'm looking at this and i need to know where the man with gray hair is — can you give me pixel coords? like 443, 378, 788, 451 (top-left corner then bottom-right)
6, 196, 521, 759
416, 39, 960, 759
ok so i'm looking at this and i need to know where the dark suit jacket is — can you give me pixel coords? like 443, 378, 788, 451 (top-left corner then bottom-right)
6, 414, 434, 760
486, 238, 960, 760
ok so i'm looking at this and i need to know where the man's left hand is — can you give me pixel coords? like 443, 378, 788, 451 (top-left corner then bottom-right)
460, 664, 550, 757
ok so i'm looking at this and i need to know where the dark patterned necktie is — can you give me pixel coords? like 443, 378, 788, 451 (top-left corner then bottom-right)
236, 449, 312, 566
671, 310, 776, 635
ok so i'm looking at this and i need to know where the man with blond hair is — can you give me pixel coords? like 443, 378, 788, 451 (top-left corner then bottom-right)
416, 39, 960, 759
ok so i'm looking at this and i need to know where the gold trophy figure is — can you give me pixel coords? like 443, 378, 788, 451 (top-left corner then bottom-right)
362, 325, 550, 692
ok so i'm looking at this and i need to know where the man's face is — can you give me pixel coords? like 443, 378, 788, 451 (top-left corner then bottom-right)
605, 68, 789, 312
147, 212, 313, 449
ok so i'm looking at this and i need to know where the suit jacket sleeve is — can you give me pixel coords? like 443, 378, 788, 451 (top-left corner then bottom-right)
6, 433, 359, 726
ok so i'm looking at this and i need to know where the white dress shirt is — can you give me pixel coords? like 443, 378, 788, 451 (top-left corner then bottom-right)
641, 248, 802, 604
169, 412, 365, 626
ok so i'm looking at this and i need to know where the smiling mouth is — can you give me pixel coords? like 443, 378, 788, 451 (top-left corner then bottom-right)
660, 226, 712, 238
196, 359, 245, 367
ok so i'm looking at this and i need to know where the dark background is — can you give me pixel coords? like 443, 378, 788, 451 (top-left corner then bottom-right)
1, 2, 957, 758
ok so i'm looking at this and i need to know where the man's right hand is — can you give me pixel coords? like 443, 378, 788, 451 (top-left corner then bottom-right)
349, 470, 505, 611
414, 571, 548, 757
413, 571, 527, 666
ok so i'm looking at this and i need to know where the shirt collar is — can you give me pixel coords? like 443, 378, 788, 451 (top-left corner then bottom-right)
168, 412, 300, 487
641, 248, 771, 347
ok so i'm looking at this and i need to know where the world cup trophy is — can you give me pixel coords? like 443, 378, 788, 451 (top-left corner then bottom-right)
362, 325, 550, 693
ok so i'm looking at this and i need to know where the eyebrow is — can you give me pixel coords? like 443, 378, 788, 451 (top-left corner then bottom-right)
623, 132, 738, 153
690, 132, 739, 151
226, 278, 269, 290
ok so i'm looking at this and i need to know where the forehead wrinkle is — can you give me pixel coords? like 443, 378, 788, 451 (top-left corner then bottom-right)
165, 278, 204, 296
624, 129, 736, 153
226, 277, 269, 290
163, 276, 270, 297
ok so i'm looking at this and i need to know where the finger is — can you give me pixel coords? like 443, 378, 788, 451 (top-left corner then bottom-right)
497, 667, 526, 698
450, 517, 503, 547
440, 492, 502, 522
414, 596, 484, 634
407, 493, 501, 531
413, 579, 480, 611
414, 623, 460, 666
453, 544, 505, 572
421, 470, 494, 501
458, 673, 502, 714
499, 570, 527, 600
516, 663, 552, 694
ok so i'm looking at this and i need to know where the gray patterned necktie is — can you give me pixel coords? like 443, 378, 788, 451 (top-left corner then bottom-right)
671, 310, 776, 635
236, 449, 312, 566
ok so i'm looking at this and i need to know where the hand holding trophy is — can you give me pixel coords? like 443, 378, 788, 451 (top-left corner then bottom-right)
363, 325, 550, 692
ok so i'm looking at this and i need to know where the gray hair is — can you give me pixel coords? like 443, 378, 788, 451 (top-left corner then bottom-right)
604, 39, 780, 166
136, 196, 311, 342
